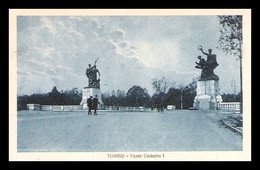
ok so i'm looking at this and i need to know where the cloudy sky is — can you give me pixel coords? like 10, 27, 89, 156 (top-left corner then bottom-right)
17, 16, 240, 95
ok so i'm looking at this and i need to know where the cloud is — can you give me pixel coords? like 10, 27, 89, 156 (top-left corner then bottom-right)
17, 16, 151, 95
109, 29, 125, 42
40, 17, 57, 36
119, 41, 128, 48
69, 16, 83, 21
17, 16, 240, 95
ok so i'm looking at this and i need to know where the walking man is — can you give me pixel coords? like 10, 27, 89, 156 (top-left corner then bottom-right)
87, 96, 93, 115
92, 95, 100, 115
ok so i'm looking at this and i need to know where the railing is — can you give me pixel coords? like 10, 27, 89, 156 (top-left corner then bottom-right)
217, 102, 241, 113
103, 106, 152, 112
27, 104, 41, 111
39, 105, 152, 112
40, 105, 82, 112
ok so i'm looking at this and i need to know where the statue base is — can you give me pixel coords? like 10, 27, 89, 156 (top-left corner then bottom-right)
80, 87, 103, 110
193, 80, 222, 110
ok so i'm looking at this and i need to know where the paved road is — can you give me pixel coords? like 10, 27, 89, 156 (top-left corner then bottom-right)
17, 110, 242, 152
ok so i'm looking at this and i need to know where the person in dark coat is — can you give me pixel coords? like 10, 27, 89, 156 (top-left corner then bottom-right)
87, 96, 93, 115
92, 95, 100, 115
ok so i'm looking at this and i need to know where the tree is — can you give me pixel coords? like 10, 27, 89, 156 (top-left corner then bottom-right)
218, 15, 243, 113
218, 16, 242, 56
152, 76, 175, 94
151, 77, 175, 110
162, 78, 197, 110
126, 85, 151, 107
62, 87, 82, 105
182, 79, 197, 109
222, 92, 241, 102
164, 87, 181, 109
151, 92, 166, 111
48, 86, 60, 105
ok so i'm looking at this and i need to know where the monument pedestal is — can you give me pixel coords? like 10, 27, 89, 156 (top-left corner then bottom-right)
193, 80, 222, 110
80, 87, 103, 110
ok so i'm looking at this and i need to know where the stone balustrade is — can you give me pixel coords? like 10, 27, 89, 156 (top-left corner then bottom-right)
217, 102, 241, 113
28, 104, 153, 112
39, 105, 82, 111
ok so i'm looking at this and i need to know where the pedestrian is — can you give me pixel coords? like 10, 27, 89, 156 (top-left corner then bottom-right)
87, 96, 93, 115
92, 95, 100, 115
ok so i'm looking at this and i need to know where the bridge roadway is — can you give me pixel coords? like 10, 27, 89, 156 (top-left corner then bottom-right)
17, 110, 242, 152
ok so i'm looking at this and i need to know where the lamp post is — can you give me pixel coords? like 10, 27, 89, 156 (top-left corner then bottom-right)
179, 85, 184, 110
181, 88, 183, 110
231, 80, 236, 101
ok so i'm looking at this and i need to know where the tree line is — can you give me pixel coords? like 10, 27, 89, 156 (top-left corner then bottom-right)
101, 77, 198, 110
18, 77, 241, 110
17, 87, 82, 110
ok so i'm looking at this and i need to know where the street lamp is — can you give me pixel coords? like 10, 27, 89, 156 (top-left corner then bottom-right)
181, 88, 183, 110
231, 80, 236, 101
231, 80, 236, 95
179, 85, 184, 110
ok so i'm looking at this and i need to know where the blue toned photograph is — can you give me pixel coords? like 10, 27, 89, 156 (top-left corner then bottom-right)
17, 15, 243, 152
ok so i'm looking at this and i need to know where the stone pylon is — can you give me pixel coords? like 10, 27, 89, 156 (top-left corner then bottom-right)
193, 80, 222, 110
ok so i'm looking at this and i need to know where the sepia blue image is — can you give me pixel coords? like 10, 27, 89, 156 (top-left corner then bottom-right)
16, 14, 244, 153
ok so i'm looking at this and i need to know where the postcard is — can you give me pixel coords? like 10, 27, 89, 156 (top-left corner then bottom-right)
9, 9, 251, 161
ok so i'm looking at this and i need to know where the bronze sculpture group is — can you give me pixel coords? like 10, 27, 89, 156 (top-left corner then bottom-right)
85, 45, 219, 89
195, 45, 219, 81
86, 58, 100, 88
